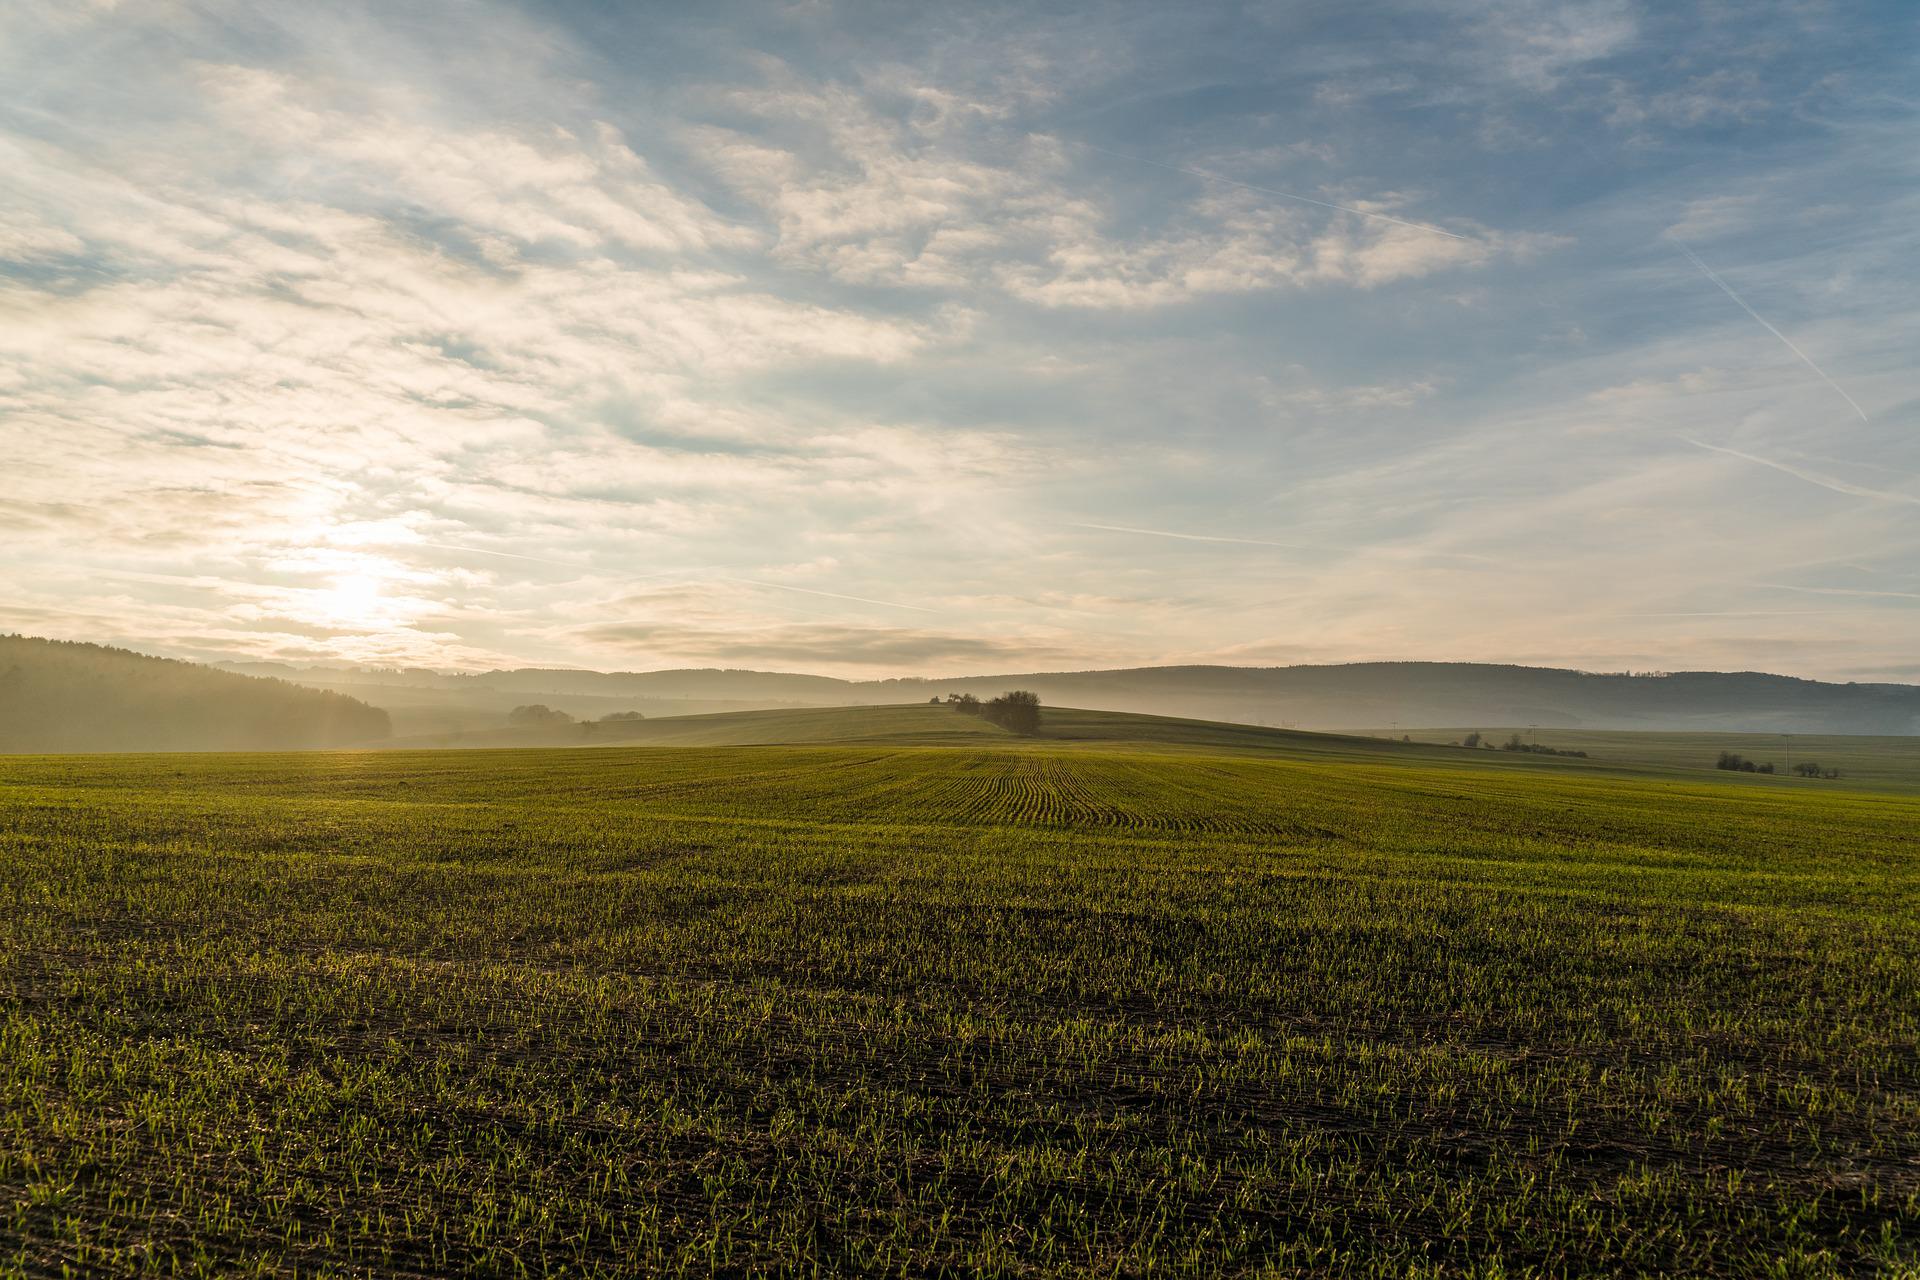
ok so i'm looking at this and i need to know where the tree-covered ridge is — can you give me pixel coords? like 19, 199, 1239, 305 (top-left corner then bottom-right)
0, 636, 391, 752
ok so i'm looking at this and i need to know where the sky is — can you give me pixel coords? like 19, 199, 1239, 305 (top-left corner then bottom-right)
3, 0, 1917, 680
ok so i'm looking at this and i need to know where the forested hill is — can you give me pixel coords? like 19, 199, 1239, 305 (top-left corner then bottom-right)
0, 636, 391, 752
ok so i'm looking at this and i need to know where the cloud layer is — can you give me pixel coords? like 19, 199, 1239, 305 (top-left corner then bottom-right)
2, 0, 1916, 679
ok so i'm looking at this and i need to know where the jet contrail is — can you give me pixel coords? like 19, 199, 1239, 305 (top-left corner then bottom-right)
1066, 521, 1318, 550
1678, 244, 1868, 422
1081, 143, 1472, 241
1620, 609, 1864, 618
412, 541, 593, 569
1760, 583, 1920, 602
1683, 438, 1918, 505
1067, 521, 1497, 566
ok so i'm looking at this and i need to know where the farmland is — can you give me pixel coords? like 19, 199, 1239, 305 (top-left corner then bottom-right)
3, 716, 1918, 1276
1392, 727, 1920, 793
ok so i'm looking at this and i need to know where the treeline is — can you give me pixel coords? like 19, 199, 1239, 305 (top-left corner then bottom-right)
1716, 751, 1838, 779
1456, 731, 1587, 758
935, 690, 1042, 735
0, 635, 391, 753
506, 705, 645, 732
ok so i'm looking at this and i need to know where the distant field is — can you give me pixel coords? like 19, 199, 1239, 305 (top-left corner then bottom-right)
3, 740, 1917, 1276
1387, 726, 1920, 791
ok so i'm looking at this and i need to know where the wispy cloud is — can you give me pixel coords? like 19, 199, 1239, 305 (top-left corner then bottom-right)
1065, 522, 1318, 551
719, 578, 936, 613
1080, 144, 1474, 241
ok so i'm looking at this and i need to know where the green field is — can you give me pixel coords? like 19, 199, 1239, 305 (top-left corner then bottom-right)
3, 711, 1918, 1276
395, 703, 1920, 795
1392, 728, 1920, 793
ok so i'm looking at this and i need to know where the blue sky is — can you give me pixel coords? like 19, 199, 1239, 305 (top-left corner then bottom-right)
3, 0, 1916, 677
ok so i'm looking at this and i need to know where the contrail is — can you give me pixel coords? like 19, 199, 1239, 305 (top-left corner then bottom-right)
1067, 521, 1496, 565
1066, 521, 1318, 551
1620, 609, 1864, 618
1760, 583, 1920, 602
1683, 438, 1919, 505
1678, 244, 1868, 421
412, 541, 593, 569
1081, 143, 1473, 241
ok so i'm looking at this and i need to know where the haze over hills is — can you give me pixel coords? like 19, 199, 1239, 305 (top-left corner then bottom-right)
219, 656, 1920, 736
0, 636, 391, 753
9, 632, 1916, 754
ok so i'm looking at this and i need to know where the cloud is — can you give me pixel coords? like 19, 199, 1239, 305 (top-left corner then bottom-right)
690, 61, 1550, 309
1475, 0, 1638, 90
2, 0, 1917, 681
578, 619, 1074, 668
993, 202, 1547, 310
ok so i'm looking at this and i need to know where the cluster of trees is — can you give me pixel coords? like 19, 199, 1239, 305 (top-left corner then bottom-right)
1497, 733, 1587, 758
0, 635, 391, 753
507, 705, 647, 730
508, 704, 574, 728
1715, 752, 1841, 778
933, 690, 1043, 735
1453, 731, 1586, 758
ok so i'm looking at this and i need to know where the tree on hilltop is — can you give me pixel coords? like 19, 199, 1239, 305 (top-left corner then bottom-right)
983, 690, 1042, 736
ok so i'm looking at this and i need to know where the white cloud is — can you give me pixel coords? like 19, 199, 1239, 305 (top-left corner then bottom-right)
691, 64, 1548, 309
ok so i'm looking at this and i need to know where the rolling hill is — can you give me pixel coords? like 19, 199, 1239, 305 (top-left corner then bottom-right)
0, 636, 392, 752
227, 657, 1920, 736
381, 701, 1421, 754
374, 701, 1920, 789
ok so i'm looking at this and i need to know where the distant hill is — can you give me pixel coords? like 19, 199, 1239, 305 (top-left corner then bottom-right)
0, 636, 392, 752
381, 702, 1461, 763
216, 661, 829, 735
885, 664, 1920, 735
229, 659, 1920, 736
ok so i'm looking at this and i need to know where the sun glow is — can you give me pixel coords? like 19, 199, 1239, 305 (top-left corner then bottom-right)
274, 546, 431, 634
315, 572, 388, 628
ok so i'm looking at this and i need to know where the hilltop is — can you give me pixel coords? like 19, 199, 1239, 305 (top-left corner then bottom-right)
381, 701, 1440, 758
0, 636, 391, 753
